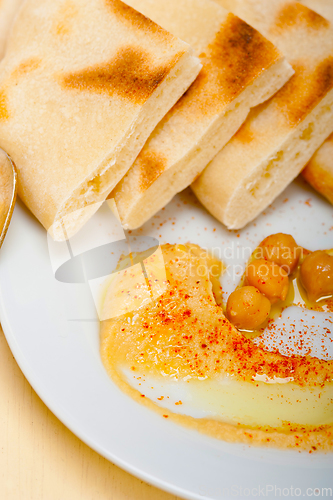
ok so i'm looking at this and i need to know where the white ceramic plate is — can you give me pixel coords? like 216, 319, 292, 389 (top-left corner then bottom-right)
0, 179, 332, 500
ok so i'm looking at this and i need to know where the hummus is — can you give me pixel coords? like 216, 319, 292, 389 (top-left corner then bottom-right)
100, 243, 333, 451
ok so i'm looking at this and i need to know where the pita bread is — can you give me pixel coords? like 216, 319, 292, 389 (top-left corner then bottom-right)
0, 0, 25, 60
110, 0, 293, 230
0, 0, 201, 240
193, 0, 333, 229
302, 133, 333, 205
299, 0, 333, 205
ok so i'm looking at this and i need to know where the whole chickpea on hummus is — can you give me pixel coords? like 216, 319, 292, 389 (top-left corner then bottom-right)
100, 236, 333, 452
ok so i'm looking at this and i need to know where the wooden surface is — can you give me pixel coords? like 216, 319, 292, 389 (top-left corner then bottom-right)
0, 325, 181, 500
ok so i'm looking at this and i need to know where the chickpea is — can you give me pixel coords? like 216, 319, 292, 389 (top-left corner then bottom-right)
226, 286, 271, 330
246, 259, 289, 303
300, 250, 333, 302
258, 233, 301, 274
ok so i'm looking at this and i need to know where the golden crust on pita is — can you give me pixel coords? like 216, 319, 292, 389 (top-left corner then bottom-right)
106, 0, 175, 38
273, 58, 333, 126
272, 2, 330, 32
175, 14, 282, 116
52, 1, 79, 38
299, 0, 333, 27
61, 47, 183, 105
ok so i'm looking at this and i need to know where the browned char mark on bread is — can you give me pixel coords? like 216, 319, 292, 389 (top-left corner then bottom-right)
61, 46, 184, 105
209, 14, 280, 101
0, 58, 42, 122
233, 119, 255, 144
138, 150, 168, 191
273, 1, 330, 34
173, 13, 280, 119
53, 0, 79, 37
105, 0, 174, 41
11, 58, 41, 79
273, 57, 333, 127
0, 90, 8, 121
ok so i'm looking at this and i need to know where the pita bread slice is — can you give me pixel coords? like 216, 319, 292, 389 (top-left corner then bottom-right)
302, 133, 333, 205
110, 0, 293, 230
0, 0, 25, 60
0, 0, 201, 240
299, 0, 333, 205
192, 0, 333, 229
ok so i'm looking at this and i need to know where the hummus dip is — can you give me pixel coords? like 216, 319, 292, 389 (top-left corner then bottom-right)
100, 243, 333, 451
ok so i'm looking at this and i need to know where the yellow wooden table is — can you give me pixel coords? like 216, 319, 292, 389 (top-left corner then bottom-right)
0, 325, 180, 500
